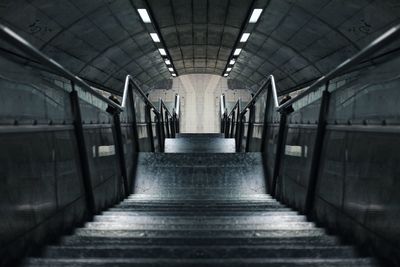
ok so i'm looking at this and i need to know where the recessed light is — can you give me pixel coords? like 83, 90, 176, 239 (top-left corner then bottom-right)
249, 9, 263, 23
168, 67, 174, 72
172, 73, 177, 77
229, 59, 236, 65
150, 33, 160, 42
224, 73, 229, 77
165, 59, 171, 65
233, 48, 242, 56
240, 33, 250, 43
227, 67, 232, 72
158, 48, 167, 56
137, 9, 151, 23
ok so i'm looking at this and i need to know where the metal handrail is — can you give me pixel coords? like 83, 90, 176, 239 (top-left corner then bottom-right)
122, 75, 160, 115
0, 24, 123, 111
277, 24, 400, 112
220, 94, 226, 117
240, 75, 279, 115
227, 99, 240, 117
174, 94, 180, 117
159, 99, 173, 117
0, 24, 163, 117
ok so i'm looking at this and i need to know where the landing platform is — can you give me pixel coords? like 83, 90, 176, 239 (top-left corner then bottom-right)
165, 134, 235, 153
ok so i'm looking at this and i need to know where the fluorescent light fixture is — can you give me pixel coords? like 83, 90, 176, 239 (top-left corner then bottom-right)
172, 73, 177, 77
240, 33, 251, 42
165, 59, 171, 65
158, 48, 167, 56
226, 67, 232, 72
168, 67, 174, 72
150, 33, 160, 42
249, 9, 263, 23
229, 59, 236, 65
138, 9, 151, 23
233, 48, 242, 56
224, 73, 229, 77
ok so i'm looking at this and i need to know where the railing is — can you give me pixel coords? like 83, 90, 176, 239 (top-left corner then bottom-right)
222, 23, 400, 197
0, 23, 180, 265
221, 75, 279, 152
0, 23, 178, 210
159, 98, 179, 147
0, 24, 178, 153
219, 24, 400, 263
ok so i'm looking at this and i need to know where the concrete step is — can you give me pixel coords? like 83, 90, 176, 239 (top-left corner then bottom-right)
101, 211, 300, 217
60, 235, 341, 247
122, 199, 277, 204
176, 133, 224, 138
107, 207, 293, 212
25, 257, 379, 267
73, 228, 327, 238
42, 245, 359, 259
93, 214, 308, 223
127, 193, 273, 200
114, 203, 285, 210
164, 138, 236, 153
83, 221, 316, 231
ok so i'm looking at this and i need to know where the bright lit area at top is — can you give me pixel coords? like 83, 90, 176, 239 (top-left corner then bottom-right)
249, 9, 263, 23
138, 9, 151, 23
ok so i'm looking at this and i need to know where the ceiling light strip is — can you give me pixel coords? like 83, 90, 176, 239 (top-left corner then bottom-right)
222, 5, 264, 78
137, 7, 178, 77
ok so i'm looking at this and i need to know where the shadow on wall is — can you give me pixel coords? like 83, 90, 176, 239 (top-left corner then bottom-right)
148, 74, 252, 133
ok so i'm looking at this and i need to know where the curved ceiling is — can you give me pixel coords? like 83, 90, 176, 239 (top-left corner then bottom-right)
0, 0, 399, 93
232, 0, 400, 92
145, 0, 253, 76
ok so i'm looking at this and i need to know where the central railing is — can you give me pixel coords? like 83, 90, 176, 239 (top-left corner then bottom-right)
0, 23, 179, 211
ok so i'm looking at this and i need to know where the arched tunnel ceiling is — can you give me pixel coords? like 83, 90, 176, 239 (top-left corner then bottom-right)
0, 0, 399, 94
0, 0, 171, 92
232, 0, 400, 92
144, 0, 253, 76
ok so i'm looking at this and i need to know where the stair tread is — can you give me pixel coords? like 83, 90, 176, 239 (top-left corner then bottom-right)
25, 257, 379, 267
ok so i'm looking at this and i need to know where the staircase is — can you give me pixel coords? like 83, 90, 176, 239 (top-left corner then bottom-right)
24, 134, 378, 266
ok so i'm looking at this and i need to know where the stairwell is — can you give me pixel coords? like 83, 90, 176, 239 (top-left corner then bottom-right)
24, 134, 378, 266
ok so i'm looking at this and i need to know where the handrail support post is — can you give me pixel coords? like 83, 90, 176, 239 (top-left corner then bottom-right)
304, 85, 331, 215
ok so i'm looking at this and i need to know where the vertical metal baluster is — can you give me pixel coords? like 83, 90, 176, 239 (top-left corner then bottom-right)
69, 83, 95, 214
166, 110, 171, 138
128, 86, 140, 152
155, 111, 163, 152
245, 104, 255, 152
270, 111, 288, 197
230, 110, 236, 138
305, 84, 331, 215
112, 112, 129, 198
145, 103, 155, 152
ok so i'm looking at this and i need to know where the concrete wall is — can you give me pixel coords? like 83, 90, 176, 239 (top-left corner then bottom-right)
149, 74, 252, 133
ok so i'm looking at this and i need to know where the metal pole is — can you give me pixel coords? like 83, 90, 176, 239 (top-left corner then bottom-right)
158, 100, 166, 150
69, 84, 95, 214
165, 110, 171, 138
155, 112, 163, 152
305, 86, 331, 215
170, 117, 176, 138
245, 105, 255, 152
112, 113, 130, 198
237, 113, 245, 152
230, 110, 236, 138
145, 104, 155, 152
128, 87, 140, 152
270, 111, 288, 197
260, 83, 273, 153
